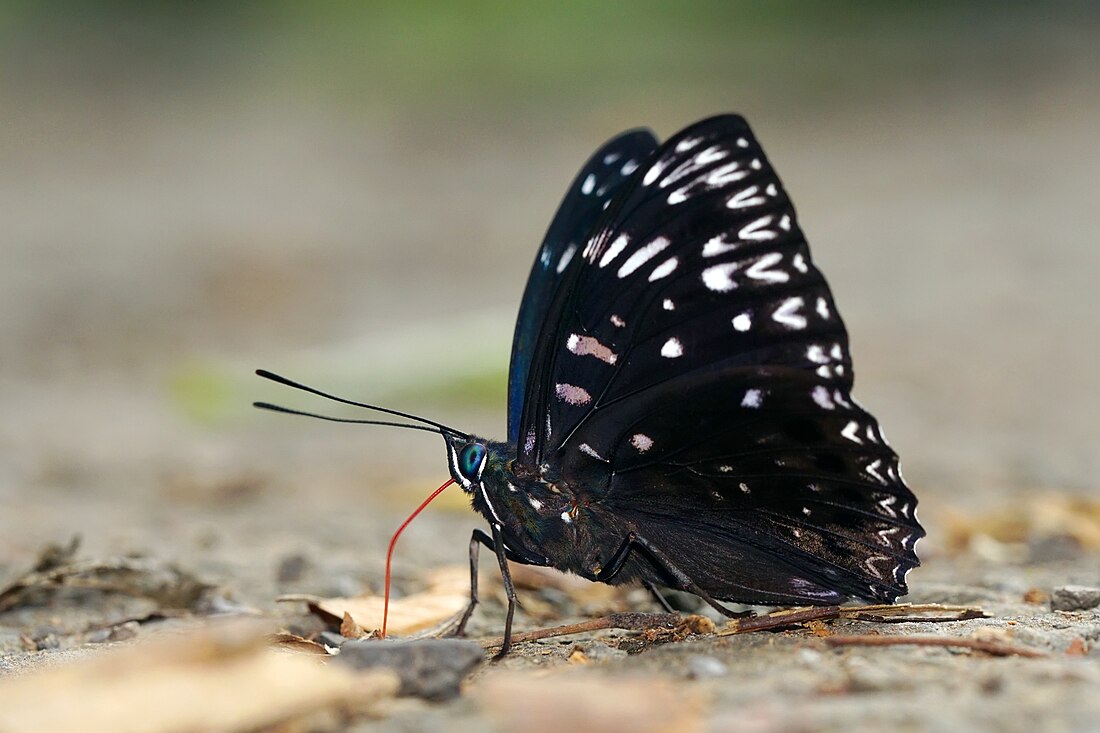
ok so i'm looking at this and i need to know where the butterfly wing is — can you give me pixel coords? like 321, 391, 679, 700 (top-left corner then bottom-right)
507, 129, 659, 444
514, 114, 922, 602
573, 365, 922, 602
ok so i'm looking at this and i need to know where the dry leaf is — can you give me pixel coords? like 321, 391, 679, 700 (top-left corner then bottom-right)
341, 611, 368, 639
270, 631, 332, 655
284, 566, 470, 637
0, 620, 399, 733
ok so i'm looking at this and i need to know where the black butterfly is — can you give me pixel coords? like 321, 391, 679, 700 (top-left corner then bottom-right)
258, 114, 924, 654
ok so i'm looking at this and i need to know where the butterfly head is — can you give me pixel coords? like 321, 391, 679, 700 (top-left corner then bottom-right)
444, 433, 490, 492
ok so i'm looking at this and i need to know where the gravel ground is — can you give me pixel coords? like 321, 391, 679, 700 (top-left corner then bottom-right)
2, 10, 1099, 731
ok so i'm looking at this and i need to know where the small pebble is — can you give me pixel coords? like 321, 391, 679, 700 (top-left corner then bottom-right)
1050, 585, 1100, 612
686, 655, 728, 679
335, 638, 484, 701
317, 631, 346, 650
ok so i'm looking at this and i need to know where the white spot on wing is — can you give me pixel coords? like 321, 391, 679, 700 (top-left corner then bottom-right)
642, 159, 668, 186
555, 383, 592, 406
581, 173, 596, 195
579, 443, 603, 460
667, 187, 691, 205
610, 314, 626, 328
631, 433, 654, 452
702, 234, 738, 257
773, 297, 807, 329
556, 243, 577, 274
741, 389, 763, 408
618, 236, 670, 278
702, 262, 739, 292
528, 497, 543, 510
866, 459, 887, 485
745, 252, 789, 283
621, 159, 639, 176
560, 511, 572, 524
695, 145, 727, 165
792, 253, 808, 273
816, 297, 831, 319
676, 136, 701, 152
662, 298, 675, 310
603, 152, 621, 164
812, 385, 835, 410
599, 234, 630, 268
566, 333, 618, 364
806, 345, 828, 364
732, 312, 752, 332
648, 256, 678, 281
705, 161, 747, 186
739, 216, 776, 242
660, 337, 683, 358
727, 185, 765, 209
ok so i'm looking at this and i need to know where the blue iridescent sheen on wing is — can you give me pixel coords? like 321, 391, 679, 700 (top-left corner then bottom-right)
506, 130, 658, 444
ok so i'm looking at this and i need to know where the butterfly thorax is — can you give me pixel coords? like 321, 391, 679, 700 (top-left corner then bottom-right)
456, 438, 608, 578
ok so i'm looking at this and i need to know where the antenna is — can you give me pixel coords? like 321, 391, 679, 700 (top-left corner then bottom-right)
252, 402, 445, 435
254, 369, 469, 440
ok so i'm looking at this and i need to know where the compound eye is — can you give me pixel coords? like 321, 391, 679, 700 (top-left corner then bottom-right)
459, 443, 487, 481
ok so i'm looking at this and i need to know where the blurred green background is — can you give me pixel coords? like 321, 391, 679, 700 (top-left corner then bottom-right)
1, 2, 1098, 566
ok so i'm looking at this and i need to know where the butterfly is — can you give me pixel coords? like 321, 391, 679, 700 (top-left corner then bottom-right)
257, 114, 924, 654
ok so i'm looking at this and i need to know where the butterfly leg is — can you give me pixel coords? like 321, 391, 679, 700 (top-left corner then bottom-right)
489, 522, 522, 657
452, 529, 492, 638
642, 580, 676, 614
598, 531, 752, 619
453, 525, 544, 656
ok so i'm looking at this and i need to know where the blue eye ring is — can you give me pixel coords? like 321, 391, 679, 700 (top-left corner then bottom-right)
459, 443, 487, 480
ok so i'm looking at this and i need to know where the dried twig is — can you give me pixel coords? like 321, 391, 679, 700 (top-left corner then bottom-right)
717, 603, 987, 636
722, 606, 842, 634
822, 634, 1048, 658
479, 612, 680, 649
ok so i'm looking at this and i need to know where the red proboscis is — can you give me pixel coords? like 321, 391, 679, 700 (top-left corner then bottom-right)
381, 477, 456, 638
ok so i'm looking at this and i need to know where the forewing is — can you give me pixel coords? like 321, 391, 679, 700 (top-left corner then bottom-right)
507, 129, 659, 443
517, 114, 845, 463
